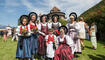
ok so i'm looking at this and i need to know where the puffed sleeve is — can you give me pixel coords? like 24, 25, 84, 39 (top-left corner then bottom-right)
58, 22, 61, 27
27, 25, 31, 36
16, 26, 21, 36
48, 22, 52, 29
75, 22, 81, 32
37, 23, 41, 31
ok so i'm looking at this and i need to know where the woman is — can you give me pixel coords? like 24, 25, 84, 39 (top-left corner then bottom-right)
52, 14, 61, 36
66, 12, 81, 54
16, 15, 31, 60
78, 17, 89, 49
28, 12, 38, 60
38, 14, 50, 60
54, 26, 74, 60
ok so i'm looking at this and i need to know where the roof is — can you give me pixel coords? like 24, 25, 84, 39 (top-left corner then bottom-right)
51, 6, 60, 12
0, 26, 6, 29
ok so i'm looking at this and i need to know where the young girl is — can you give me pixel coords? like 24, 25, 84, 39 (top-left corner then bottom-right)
28, 12, 38, 60
90, 23, 97, 50
52, 14, 61, 36
45, 29, 57, 60
38, 14, 50, 60
3, 30, 7, 42
16, 15, 31, 60
54, 26, 74, 60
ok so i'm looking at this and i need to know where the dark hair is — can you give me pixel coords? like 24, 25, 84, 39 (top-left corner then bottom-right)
29, 12, 38, 21
52, 14, 59, 22
40, 14, 48, 22
19, 15, 29, 25
69, 12, 77, 21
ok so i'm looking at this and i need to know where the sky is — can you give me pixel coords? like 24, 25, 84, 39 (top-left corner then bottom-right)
0, 0, 101, 27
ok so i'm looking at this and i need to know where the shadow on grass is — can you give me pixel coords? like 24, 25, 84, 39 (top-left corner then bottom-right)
85, 45, 93, 50
88, 54, 105, 60
85, 39, 105, 47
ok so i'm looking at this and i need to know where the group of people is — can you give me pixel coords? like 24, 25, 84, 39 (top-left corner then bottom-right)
0, 27, 12, 41
16, 12, 97, 60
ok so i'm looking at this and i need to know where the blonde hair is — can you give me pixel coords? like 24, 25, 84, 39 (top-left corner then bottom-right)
79, 17, 84, 21
36, 20, 40, 24
48, 19, 52, 23
48, 29, 54, 32
60, 28, 63, 32
70, 16, 74, 19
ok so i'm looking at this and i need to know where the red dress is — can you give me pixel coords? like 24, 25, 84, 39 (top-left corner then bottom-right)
38, 23, 48, 55
54, 38, 74, 60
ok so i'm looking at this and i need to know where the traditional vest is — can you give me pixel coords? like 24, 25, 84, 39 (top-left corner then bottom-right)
58, 37, 66, 44
48, 35, 55, 43
52, 22, 59, 30
52, 23, 60, 35
41, 23, 48, 35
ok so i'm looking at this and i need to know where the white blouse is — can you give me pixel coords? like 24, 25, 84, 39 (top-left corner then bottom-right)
48, 22, 52, 29
36, 23, 41, 31
57, 35, 73, 47
52, 22, 61, 27
37, 23, 51, 36
66, 22, 80, 32
37, 22, 51, 31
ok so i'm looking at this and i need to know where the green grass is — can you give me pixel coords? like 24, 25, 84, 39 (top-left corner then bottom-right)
77, 40, 105, 60
0, 36, 17, 60
0, 36, 105, 60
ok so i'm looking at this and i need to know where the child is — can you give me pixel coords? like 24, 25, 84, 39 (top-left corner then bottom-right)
54, 26, 74, 60
90, 23, 97, 50
45, 29, 57, 60
3, 30, 7, 42
16, 15, 31, 60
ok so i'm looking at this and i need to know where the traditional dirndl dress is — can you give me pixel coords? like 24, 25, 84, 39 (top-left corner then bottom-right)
52, 22, 61, 36
45, 35, 56, 58
38, 23, 48, 55
67, 23, 81, 53
30, 24, 38, 54
54, 37, 73, 60
16, 25, 31, 59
